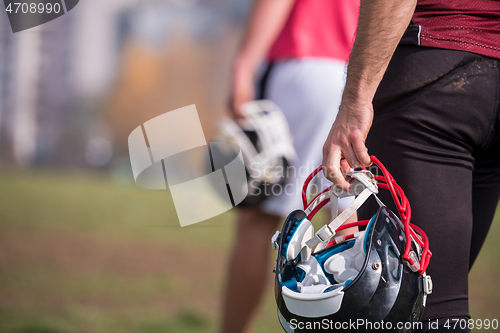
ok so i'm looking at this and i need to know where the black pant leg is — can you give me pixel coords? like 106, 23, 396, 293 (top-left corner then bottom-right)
470, 139, 500, 269
359, 46, 500, 330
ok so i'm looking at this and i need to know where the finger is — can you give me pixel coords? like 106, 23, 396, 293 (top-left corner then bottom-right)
234, 107, 244, 119
352, 135, 372, 166
341, 142, 361, 169
323, 147, 350, 190
340, 158, 350, 174
228, 97, 237, 117
229, 95, 245, 120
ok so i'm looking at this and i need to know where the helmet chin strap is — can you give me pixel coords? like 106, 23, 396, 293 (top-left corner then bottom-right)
304, 170, 380, 249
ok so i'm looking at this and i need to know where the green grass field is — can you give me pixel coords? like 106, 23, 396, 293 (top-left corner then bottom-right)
0, 170, 499, 332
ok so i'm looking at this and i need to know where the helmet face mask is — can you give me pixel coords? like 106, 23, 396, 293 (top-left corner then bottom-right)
272, 157, 433, 332
215, 100, 296, 207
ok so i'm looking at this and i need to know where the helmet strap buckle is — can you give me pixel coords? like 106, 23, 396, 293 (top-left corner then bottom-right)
271, 230, 281, 250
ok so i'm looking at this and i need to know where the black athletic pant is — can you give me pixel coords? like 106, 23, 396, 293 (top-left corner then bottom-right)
359, 45, 500, 332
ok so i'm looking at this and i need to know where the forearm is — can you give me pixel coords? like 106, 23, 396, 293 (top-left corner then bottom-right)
342, 0, 417, 106
322, 0, 417, 188
235, 0, 296, 73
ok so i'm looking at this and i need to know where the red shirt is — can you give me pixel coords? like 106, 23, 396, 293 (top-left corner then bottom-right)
412, 0, 500, 59
268, 0, 360, 62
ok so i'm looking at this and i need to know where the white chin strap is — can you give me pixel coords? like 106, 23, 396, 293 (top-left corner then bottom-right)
304, 171, 382, 249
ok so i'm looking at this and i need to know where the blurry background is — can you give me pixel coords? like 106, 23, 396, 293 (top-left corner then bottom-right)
0, 1, 499, 332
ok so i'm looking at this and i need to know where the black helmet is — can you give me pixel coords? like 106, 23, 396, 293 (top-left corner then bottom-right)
272, 157, 433, 332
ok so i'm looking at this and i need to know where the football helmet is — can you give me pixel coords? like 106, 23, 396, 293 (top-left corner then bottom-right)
215, 100, 296, 206
272, 156, 433, 332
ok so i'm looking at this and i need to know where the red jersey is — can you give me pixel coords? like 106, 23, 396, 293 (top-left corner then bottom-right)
406, 0, 500, 59
267, 0, 360, 62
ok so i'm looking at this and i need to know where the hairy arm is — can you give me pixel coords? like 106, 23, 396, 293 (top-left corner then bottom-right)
323, 0, 417, 189
230, 0, 296, 117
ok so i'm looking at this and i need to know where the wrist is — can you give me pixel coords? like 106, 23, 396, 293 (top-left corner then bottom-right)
340, 89, 374, 115
342, 73, 379, 107
234, 53, 260, 77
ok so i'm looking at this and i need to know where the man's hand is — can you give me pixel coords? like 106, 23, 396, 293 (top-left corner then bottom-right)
229, 59, 255, 119
322, 99, 373, 190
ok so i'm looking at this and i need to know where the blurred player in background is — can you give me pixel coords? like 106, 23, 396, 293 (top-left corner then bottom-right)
220, 1, 359, 332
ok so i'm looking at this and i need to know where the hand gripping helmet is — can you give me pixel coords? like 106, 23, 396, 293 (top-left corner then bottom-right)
271, 156, 433, 332
215, 100, 296, 206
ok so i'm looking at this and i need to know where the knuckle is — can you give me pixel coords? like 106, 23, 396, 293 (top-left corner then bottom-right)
348, 131, 358, 141
339, 136, 349, 147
